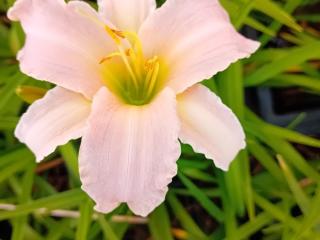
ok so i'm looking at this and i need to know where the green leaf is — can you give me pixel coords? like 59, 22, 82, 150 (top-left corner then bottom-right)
0, 72, 28, 114
0, 189, 86, 221
178, 173, 224, 222
0, 154, 34, 184
167, 192, 208, 240
247, 138, 284, 182
59, 143, 80, 187
253, 0, 302, 32
182, 168, 216, 183
9, 23, 24, 55
269, 74, 320, 92
148, 204, 173, 240
278, 155, 310, 214
245, 42, 320, 86
292, 187, 320, 239
76, 198, 94, 240
0, 147, 33, 169
98, 214, 119, 240
261, 136, 320, 183
0, 116, 18, 130
245, 109, 320, 148
259, 0, 304, 46
11, 163, 35, 240
236, 212, 273, 240
253, 192, 299, 228
245, 17, 276, 37
296, 14, 320, 22
46, 219, 72, 240
234, 0, 256, 29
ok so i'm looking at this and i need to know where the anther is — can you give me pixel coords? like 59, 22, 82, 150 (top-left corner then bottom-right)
99, 52, 122, 64
104, 26, 123, 45
145, 56, 159, 71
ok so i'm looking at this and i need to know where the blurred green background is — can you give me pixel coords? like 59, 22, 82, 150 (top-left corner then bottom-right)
1, 0, 320, 239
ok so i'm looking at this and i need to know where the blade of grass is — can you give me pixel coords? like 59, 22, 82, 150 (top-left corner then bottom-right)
167, 192, 208, 240
98, 214, 119, 240
148, 204, 174, 240
217, 62, 247, 217
234, 0, 256, 29
245, 109, 320, 148
247, 137, 284, 182
182, 168, 216, 183
262, 136, 320, 183
0, 116, 18, 130
244, 17, 276, 37
76, 198, 94, 240
241, 150, 255, 220
215, 169, 236, 240
278, 155, 310, 214
292, 186, 320, 239
0, 147, 33, 169
236, 212, 273, 240
270, 74, 320, 92
217, 62, 244, 118
46, 219, 72, 240
0, 154, 34, 184
178, 158, 211, 171
178, 173, 224, 222
172, 188, 220, 198
59, 143, 80, 187
0, 189, 86, 220
253, 192, 299, 228
0, 72, 28, 114
12, 163, 35, 240
259, 0, 304, 46
245, 42, 320, 86
253, 0, 302, 32
247, 117, 320, 183
296, 14, 320, 22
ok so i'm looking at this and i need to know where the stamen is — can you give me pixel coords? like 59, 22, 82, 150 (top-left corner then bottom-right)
117, 46, 140, 89
121, 31, 144, 58
77, 6, 165, 105
146, 61, 160, 98
145, 56, 158, 71
99, 52, 122, 64
104, 26, 123, 45
111, 29, 125, 39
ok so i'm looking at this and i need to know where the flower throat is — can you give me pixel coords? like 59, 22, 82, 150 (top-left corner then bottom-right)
99, 25, 168, 106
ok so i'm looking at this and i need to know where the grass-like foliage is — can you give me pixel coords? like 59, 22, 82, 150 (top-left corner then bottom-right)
1, 0, 320, 239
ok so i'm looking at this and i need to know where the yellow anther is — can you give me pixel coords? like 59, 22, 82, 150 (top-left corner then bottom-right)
125, 49, 133, 57
104, 26, 123, 45
99, 52, 122, 64
111, 29, 125, 39
145, 56, 159, 71
121, 31, 144, 61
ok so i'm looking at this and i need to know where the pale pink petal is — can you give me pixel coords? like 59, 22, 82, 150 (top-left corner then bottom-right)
177, 84, 245, 171
8, 0, 115, 98
139, 0, 260, 93
79, 87, 180, 217
15, 87, 91, 162
98, 0, 156, 32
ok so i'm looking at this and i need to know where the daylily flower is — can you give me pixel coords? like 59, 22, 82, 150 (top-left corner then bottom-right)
9, 0, 259, 216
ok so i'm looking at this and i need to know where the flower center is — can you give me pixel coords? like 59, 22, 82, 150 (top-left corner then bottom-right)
99, 26, 168, 106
